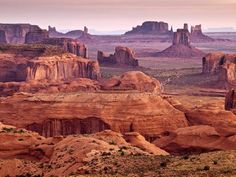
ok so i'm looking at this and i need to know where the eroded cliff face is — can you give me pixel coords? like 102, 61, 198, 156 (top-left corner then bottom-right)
26, 54, 100, 81
0, 30, 7, 43
97, 46, 139, 67
27, 118, 110, 137
25, 29, 49, 44
42, 38, 87, 58
0, 92, 188, 140
190, 24, 214, 43
0, 24, 48, 44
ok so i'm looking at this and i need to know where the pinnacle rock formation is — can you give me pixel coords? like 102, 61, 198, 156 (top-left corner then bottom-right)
97, 46, 139, 67
125, 21, 172, 35
190, 24, 215, 43
42, 38, 87, 57
156, 25, 205, 58
0, 24, 49, 44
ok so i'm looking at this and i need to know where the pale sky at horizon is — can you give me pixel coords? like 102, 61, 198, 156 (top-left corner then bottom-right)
0, 0, 235, 32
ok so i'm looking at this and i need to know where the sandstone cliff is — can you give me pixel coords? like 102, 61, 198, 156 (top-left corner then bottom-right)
26, 54, 100, 81
0, 30, 7, 43
25, 29, 49, 44
125, 21, 172, 35
42, 38, 87, 57
97, 46, 139, 67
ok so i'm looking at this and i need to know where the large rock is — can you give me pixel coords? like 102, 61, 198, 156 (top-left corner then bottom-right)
97, 46, 139, 67
125, 21, 172, 35
0, 24, 48, 44
42, 38, 87, 58
225, 89, 236, 111
102, 71, 162, 93
0, 30, 7, 43
0, 92, 188, 140
190, 25, 215, 43
154, 125, 236, 154
26, 54, 99, 81
156, 25, 205, 58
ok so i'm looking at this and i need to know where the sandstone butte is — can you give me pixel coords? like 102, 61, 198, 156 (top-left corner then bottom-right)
202, 52, 236, 87
156, 24, 205, 58
97, 46, 139, 67
0, 124, 169, 176
190, 24, 215, 43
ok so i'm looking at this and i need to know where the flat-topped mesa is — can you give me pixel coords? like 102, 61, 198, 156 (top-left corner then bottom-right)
25, 29, 49, 44
125, 21, 172, 35
0, 30, 7, 43
26, 54, 100, 81
156, 25, 205, 58
0, 23, 49, 44
42, 38, 87, 58
190, 24, 214, 43
97, 46, 139, 67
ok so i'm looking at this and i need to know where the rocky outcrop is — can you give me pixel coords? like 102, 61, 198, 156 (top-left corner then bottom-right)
42, 38, 87, 57
0, 24, 48, 44
0, 30, 7, 43
0, 45, 100, 83
125, 21, 172, 35
156, 25, 205, 58
26, 54, 100, 81
25, 29, 49, 44
154, 125, 236, 155
0, 92, 188, 140
190, 25, 215, 43
102, 71, 162, 93
97, 46, 139, 67
225, 89, 236, 111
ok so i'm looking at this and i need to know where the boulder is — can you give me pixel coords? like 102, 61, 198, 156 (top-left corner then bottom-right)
97, 46, 139, 67
125, 21, 172, 35
102, 71, 162, 93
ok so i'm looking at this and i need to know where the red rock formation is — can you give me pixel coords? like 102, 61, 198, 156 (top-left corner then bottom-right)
0, 30, 7, 43
0, 92, 188, 140
97, 46, 139, 67
25, 29, 49, 44
102, 71, 162, 93
154, 125, 236, 154
26, 54, 100, 81
42, 38, 87, 57
0, 24, 48, 44
125, 21, 172, 35
190, 24, 215, 43
225, 89, 236, 111
156, 26, 205, 58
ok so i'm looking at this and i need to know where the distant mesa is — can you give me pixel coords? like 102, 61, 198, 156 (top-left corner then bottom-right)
190, 24, 215, 43
125, 21, 173, 35
0, 23, 49, 44
97, 46, 139, 67
0, 30, 7, 43
155, 24, 205, 58
48, 25, 92, 41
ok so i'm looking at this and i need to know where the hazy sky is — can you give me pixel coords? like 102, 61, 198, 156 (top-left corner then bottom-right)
0, 0, 235, 32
